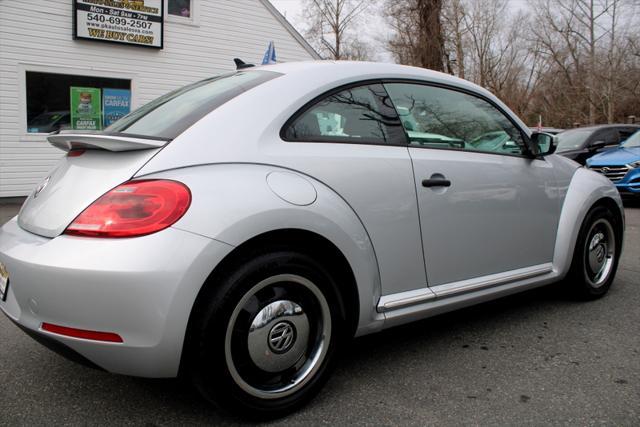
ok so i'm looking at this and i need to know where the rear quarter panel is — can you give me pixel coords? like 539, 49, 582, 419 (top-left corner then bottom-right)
142, 163, 386, 336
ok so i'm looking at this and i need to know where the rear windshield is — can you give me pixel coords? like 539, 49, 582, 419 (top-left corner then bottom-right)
105, 71, 280, 140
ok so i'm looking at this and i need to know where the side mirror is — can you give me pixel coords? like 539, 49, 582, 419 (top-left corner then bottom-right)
530, 132, 557, 156
589, 140, 606, 150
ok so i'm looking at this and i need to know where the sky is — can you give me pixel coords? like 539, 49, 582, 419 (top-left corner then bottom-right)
270, 0, 532, 62
270, 0, 390, 60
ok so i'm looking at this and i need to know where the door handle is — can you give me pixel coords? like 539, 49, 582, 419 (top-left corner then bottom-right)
422, 178, 451, 188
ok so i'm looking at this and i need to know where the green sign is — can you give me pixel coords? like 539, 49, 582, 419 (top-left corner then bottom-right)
70, 87, 102, 130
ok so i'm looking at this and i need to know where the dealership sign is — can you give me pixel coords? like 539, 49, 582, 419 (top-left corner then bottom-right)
73, 0, 163, 48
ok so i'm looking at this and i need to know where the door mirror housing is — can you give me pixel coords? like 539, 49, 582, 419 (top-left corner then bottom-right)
589, 140, 606, 151
530, 132, 557, 156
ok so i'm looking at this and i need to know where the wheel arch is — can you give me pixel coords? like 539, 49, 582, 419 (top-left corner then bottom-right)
179, 227, 362, 378
197, 228, 359, 334
553, 167, 625, 278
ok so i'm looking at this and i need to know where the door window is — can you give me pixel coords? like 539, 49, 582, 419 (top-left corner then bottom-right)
384, 83, 527, 155
619, 128, 639, 142
283, 83, 406, 145
592, 129, 620, 147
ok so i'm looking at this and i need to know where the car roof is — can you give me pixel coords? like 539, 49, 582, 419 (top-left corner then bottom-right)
257, 60, 494, 99
562, 124, 640, 133
251, 60, 528, 133
137, 61, 532, 174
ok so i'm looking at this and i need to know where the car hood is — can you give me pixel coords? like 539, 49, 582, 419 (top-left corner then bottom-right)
587, 146, 640, 166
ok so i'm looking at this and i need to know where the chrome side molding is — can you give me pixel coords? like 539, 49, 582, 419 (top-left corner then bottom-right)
377, 263, 553, 313
378, 288, 437, 313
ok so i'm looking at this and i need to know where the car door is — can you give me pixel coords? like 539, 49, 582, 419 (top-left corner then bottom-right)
384, 82, 560, 288
280, 82, 427, 296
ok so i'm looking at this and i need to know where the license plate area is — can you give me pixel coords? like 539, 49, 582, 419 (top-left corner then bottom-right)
0, 261, 9, 302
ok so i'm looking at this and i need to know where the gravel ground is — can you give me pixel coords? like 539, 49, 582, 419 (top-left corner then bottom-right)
0, 199, 638, 426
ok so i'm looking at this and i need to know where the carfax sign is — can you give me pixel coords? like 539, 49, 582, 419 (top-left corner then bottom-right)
70, 87, 102, 130
102, 88, 131, 127
73, 0, 163, 49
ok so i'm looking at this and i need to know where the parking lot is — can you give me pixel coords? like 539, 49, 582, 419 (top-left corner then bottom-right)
0, 199, 638, 426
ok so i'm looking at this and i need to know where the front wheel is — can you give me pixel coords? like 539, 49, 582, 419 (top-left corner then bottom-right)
186, 251, 346, 418
565, 205, 622, 299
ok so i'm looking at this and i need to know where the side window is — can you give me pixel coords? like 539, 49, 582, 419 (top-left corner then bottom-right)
590, 129, 618, 147
619, 129, 636, 142
283, 84, 406, 145
384, 83, 527, 155
605, 129, 620, 146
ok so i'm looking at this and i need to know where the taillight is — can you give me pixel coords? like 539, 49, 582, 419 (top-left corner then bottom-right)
67, 149, 85, 157
65, 179, 191, 238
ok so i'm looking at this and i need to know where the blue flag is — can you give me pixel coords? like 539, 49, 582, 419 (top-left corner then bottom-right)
261, 41, 276, 65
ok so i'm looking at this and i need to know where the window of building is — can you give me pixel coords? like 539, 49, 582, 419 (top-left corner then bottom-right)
168, 0, 192, 17
384, 83, 527, 155
25, 71, 131, 134
283, 84, 406, 145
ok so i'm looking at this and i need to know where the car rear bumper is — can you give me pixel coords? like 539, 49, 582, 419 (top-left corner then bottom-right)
0, 217, 234, 377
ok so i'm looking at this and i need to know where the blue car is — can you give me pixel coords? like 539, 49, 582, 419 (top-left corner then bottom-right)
587, 130, 640, 196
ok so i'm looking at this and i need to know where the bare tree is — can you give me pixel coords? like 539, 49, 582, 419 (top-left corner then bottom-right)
385, 0, 445, 71
529, 0, 639, 126
418, 0, 446, 71
385, 0, 422, 65
380, 0, 639, 126
303, 0, 372, 60
442, 0, 467, 78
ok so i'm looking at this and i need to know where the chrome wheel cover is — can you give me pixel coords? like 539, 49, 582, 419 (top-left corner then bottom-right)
225, 274, 332, 399
584, 218, 616, 288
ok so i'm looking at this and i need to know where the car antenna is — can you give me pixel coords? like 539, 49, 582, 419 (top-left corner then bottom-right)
234, 58, 255, 70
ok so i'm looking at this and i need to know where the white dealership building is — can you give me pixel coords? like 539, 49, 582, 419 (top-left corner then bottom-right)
0, 0, 318, 198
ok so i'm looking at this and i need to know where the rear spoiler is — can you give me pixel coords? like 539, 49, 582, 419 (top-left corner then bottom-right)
47, 132, 168, 152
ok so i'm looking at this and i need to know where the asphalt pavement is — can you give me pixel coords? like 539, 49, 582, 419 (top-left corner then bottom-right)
0, 199, 638, 426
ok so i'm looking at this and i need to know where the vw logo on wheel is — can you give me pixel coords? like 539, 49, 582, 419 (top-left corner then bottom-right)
268, 321, 296, 354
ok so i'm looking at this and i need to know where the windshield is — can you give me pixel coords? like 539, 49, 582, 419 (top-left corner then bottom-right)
556, 129, 592, 152
622, 131, 640, 148
105, 71, 280, 139
29, 112, 68, 126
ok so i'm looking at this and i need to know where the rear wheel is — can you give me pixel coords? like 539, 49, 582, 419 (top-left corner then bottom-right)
186, 251, 346, 418
565, 205, 621, 299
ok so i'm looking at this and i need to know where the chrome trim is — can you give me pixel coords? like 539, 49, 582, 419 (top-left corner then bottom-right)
378, 288, 437, 313
377, 264, 553, 312
588, 165, 630, 183
584, 218, 616, 288
247, 300, 310, 372
224, 274, 331, 400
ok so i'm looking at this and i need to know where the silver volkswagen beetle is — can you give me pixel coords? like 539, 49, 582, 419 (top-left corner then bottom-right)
0, 61, 624, 417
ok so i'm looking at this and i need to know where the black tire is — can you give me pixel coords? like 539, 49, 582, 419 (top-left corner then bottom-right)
185, 251, 347, 419
564, 205, 622, 299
